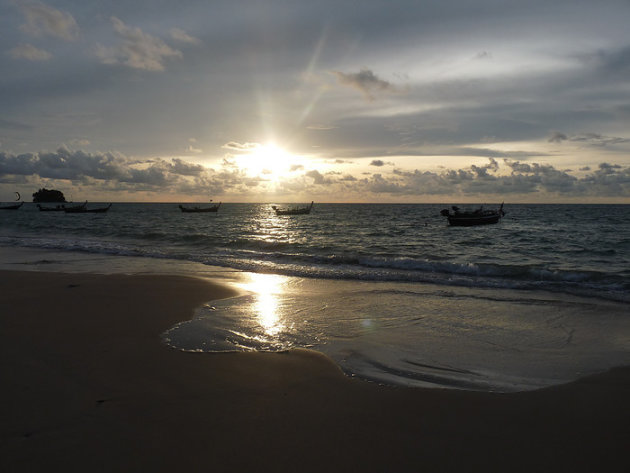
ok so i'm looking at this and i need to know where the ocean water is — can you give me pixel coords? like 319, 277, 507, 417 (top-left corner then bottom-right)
1, 202, 629, 391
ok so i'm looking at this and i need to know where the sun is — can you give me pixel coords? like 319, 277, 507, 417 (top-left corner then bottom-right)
237, 143, 297, 178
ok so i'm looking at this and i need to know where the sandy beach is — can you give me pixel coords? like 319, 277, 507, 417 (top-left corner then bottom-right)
1, 269, 629, 472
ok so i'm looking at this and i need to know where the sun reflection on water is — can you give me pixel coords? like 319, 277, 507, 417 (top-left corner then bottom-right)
237, 273, 286, 336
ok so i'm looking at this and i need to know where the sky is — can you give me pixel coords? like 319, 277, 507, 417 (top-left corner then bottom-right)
1, 0, 630, 203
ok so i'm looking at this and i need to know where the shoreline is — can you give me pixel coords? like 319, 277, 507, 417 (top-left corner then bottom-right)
1, 269, 629, 472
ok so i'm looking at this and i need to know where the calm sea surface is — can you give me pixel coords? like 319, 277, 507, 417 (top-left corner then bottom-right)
2, 202, 629, 391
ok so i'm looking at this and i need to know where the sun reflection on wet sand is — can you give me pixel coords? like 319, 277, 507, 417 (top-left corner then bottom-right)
236, 273, 286, 336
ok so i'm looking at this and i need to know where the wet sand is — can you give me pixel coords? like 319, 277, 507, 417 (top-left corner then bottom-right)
1, 270, 629, 472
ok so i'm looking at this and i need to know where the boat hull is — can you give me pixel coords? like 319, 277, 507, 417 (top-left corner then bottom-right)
274, 208, 311, 215
447, 214, 501, 226
0, 202, 23, 210
65, 204, 111, 213
179, 205, 220, 213
273, 201, 314, 215
37, 204, 66, 211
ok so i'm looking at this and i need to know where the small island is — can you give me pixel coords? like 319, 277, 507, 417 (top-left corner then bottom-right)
32, 188, 67, 203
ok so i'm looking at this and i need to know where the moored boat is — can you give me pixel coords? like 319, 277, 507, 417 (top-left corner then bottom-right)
64, 203, 111, 213
59, 201, 87, 212
179, 202, 221, 213
0, 202, 23, 210
440, 203, 505, 226
272, 201, 314, 215
37, 204, 67, 211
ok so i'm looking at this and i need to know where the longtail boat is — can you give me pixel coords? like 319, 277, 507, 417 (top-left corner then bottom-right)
64, 203, 111, 213
37, 204, 66, 211
272, 201, 314, 215
178, 202, 221, 213
440, 203, 505, 226
0, 202, 23, 210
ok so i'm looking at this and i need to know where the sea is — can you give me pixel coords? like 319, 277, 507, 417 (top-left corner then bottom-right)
1, 202, 629, 392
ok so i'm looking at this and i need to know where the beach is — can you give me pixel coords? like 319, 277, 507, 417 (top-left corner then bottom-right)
1, 269, 629, 472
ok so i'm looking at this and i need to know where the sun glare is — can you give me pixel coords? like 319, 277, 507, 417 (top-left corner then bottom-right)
237, 143, 297, 178
237, 273, 286, 336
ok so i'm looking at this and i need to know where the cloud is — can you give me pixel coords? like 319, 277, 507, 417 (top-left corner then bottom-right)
548, 131, 628, 146
0, 147, 207, 187
597, 162, 622, 173
222, 141, 261, 152
371, 159, 597, 197
18, 1, 79, 41
0, 147, 272, 197
9, 43, 51, 61
333, 68, 397, 100
96, 17, 182, 71
305, 169, 331, 185
470, 157, 499, 177
2, 147, 629, 200
370, 159, 394, 167
169, 28, 201, 45
185, 137, 202, 153
169, 157, 205, 176
569, 133, 629, 146
336, 158, 630, 198
548, 131, 568, 143
325, 159, 354, 164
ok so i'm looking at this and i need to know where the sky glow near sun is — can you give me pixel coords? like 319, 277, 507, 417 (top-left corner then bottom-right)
1, 0, 630, 202
235, 143, 299, 179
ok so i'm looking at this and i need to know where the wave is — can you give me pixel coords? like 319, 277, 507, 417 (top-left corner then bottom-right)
2, 232, 628, 303
204, 251, 629, 302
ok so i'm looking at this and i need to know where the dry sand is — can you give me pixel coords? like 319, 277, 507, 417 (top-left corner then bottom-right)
1, 270, 629, 472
